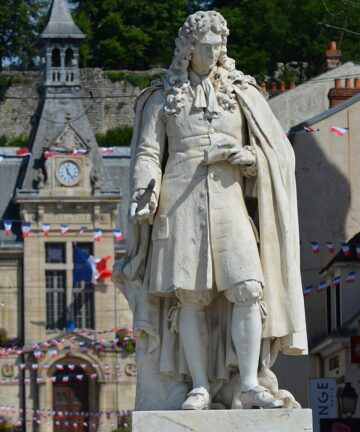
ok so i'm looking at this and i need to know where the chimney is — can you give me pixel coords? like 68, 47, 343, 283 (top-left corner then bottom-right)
328, 78, 360, 107
319, 41, 342, 73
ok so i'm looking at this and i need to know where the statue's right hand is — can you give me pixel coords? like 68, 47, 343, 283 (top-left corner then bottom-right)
129, 189, 158, 222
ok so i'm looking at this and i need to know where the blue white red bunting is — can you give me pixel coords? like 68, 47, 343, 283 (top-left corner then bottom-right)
1, 219, 125, 241
21, 222, 31, 238
310, 241, 320, 254
72, 148, 88, 157
93, 228, 102, 242
346, 271, 356, 283
16, 147, 32, 157
100, 147, 115, 154
113, 229, 124, 241
330, 126, 349, 136
303, 271, 357, 297
308, 240, 360, 257
341, 242, 351, 256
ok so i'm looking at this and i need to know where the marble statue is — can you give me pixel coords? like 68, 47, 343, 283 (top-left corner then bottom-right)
113, 10, 308, 411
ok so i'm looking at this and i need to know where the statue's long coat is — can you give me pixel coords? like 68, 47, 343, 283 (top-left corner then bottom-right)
113, 73, 308, 409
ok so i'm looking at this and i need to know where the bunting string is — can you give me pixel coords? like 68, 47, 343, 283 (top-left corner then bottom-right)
0, 219, 124, 242
285, 124, 349, 137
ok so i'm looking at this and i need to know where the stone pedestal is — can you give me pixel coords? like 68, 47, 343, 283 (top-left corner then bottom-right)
132, 409, 313, 432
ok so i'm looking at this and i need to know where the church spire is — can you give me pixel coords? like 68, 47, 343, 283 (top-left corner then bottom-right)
41, 0, 85, 40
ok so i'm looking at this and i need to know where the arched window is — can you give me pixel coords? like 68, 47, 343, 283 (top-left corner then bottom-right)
51, 48, 61, 67
65, 48, 74, 67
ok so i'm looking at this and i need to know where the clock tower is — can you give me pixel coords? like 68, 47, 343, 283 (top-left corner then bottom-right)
13, 1, 134, 428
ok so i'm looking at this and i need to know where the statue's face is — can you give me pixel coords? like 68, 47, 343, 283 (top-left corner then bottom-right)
190, 41, 222, 75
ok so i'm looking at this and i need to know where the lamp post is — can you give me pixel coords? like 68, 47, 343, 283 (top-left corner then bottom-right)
338, 382, 358, 418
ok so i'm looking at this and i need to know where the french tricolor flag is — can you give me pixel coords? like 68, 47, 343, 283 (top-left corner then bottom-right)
333, 276, 341, 286
42, 223, 50, 236
77, 226, 88, 235
113, 230, 124, 241
100, 147, 115, 154
60, 224, 69, 236
356, 244, 360, 258
317, 281, 327, 292
346, 271, 356, 283
72, 148, 88, 157
3, 220, 12, 236
73, 245, 99, 285
330, 126, 349, 136
21, 222, 31, 238
325, 241, 334, 254
341, 242, 351, 257
303, 285, 313, 297
44, 150, 57, 159
93, 228, 102, 242
16, 147, 32, 157
304, 125, 320, 133
310, 241, 320, 254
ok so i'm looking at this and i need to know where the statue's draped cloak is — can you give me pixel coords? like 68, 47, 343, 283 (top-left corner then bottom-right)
113, 76, 307, 409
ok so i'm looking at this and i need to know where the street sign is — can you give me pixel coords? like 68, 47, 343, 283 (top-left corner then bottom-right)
310, 378, 338, 432
350, 336, 360, 364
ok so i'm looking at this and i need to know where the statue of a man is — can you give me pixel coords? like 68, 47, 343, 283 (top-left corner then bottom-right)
114, 10, 307, 411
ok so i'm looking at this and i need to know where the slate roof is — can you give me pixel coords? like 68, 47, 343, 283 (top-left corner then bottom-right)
0, 149, 24, 242
41, 0, 85, 39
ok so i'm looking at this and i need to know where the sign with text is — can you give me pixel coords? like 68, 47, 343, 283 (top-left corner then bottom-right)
350, 336, 360, 364
310, 378, 338, 432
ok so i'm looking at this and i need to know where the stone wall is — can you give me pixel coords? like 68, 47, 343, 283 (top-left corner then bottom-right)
0, 68, 159, 140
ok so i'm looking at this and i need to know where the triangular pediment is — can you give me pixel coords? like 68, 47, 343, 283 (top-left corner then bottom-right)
49, 123, 90, 152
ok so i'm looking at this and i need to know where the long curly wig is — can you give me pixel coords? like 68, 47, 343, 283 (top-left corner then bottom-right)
164, 11, 238, 116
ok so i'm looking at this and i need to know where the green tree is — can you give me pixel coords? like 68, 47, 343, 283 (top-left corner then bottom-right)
0, 0, 47, 70
69, 0, 187, 69
211, 0, 360, 80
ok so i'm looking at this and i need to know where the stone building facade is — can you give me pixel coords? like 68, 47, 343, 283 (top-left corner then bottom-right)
0, 1, 135, 431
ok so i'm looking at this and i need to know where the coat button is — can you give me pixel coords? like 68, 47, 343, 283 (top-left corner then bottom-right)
200, 221, 206, 228
199, 205, 205, 212
209, 128, 215, 134
200, 191, 206, 197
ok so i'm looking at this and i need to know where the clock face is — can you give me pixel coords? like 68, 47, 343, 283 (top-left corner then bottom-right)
57, 161, 80, 186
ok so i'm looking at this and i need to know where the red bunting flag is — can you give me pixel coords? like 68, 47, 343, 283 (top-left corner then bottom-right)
21, 222, 31, 238
60, 224, 69, 236
356, 244, 360, 259
325, 241, 334, 254
42, 223, 50, 236
72, 148, 88, 157
330, 126, 349, 136
310, 241, 320, 254
100, 147, 115, 154
93, 228, 102, 242
346, 271, 356, 283
3, 220, 12, 236
341, 242, 350, 256
113, 230, 124, 241
303, 125, 320, 133
16, 147, 32, 157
